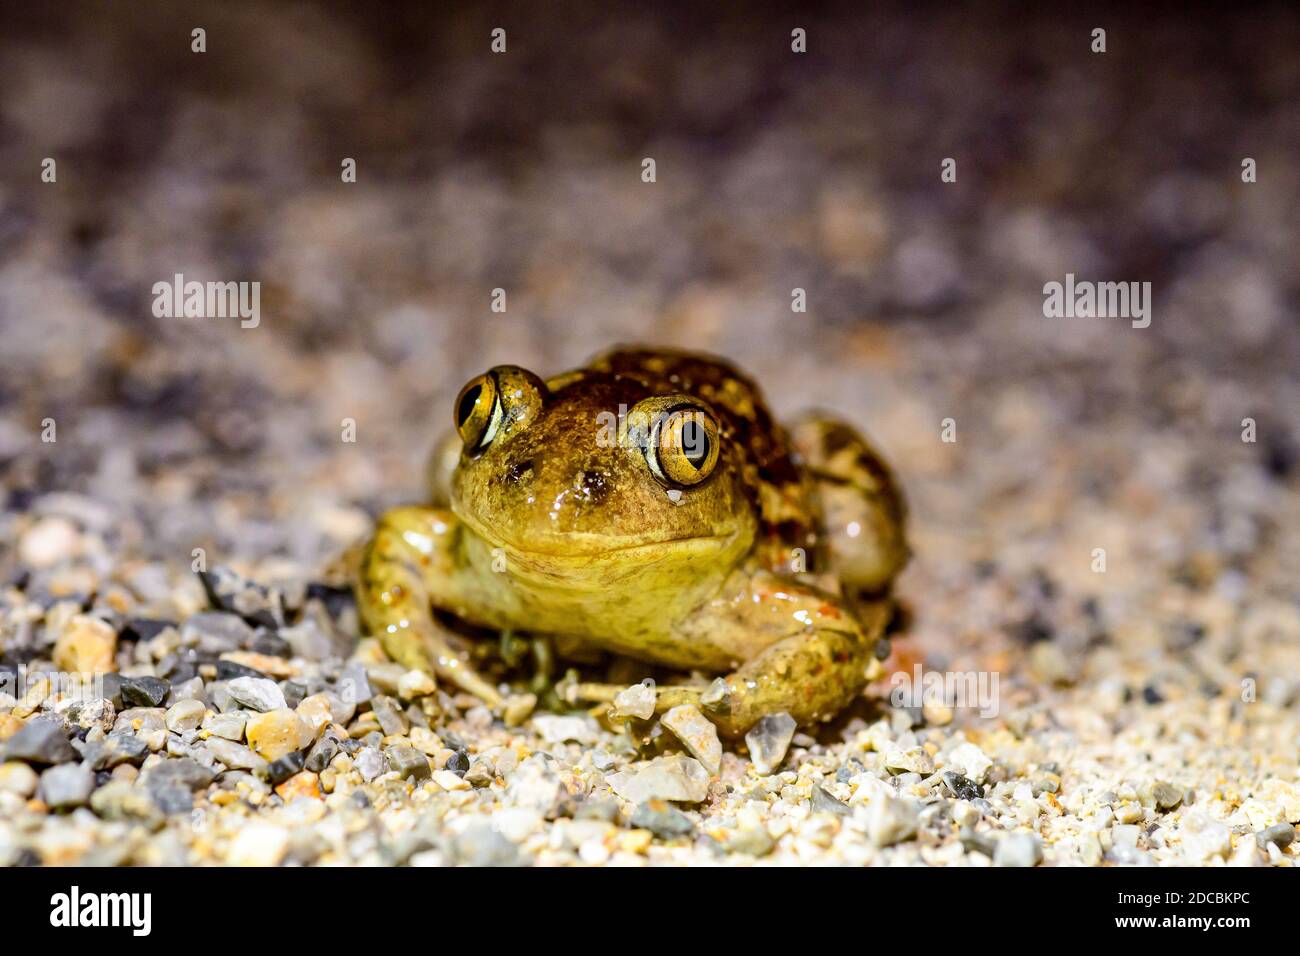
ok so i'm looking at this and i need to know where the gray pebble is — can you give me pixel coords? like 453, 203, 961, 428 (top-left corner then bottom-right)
82, 733, 149, 771
1150, 780, 1184, 810
304, 729, 341, 773
169, 677, 207, 703
3, 717, 76, 766
386, 745, 431, 781
198, 565, 284, 628
144, 757, 215, 793
355, 747, 386, 782
150, 784, 193, 815
40, 763, 96, 809
744, 712, 797, 775
225, 676, 286, 712
606, 754, 709, 803
370, 696, 409, 736
994, 832, 1043, 867
266, 750, 307, 786
120, 676, 171, 709
336, 662, 373, 707
464, 759, 496, 788
630, 799, 696, 839
810, 785, 851, 816
204, 738, 267, 773
1256, 822, 1295, 849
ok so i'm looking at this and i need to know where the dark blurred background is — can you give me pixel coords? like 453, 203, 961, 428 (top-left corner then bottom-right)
0, 1, 1296, 675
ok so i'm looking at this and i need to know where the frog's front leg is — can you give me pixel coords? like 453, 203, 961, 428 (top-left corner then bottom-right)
678, 569, 890, 738
357, 505, 503, 707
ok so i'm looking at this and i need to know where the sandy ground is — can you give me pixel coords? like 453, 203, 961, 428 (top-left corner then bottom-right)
0, 2, 1297, 865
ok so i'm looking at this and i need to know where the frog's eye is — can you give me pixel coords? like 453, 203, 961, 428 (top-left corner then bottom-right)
646, 405, 720, 487
454, 373, 503, 451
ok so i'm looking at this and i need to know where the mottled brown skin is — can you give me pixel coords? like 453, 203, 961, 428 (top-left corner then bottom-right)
356, 347, 908, 738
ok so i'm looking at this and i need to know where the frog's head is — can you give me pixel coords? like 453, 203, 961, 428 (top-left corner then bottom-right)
448, 365, 756, 577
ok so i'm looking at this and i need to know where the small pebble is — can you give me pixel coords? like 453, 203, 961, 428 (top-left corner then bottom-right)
3, 717, 76, 766
0, 761, 39, 797
611, 680, 656, 721
867, 794, 919, 847
445, 750, 471, 776
39, 763, 96, 810
884, 747, 935, 775
745, 712, 797, 775
388, 745, 432, 781
1255, 823, 1295, 850
355, 747, 386, 782
994, 832, 1043, 867
52, 616, 117, 675
397, 670, 437, 700
607, 755, 710, 804
630, 799, 696, 839
164, 699, 206, 733
532, 714, 600, 745
1150, 780, 1184, 810
226, 676, 286, 712
810, 785, 851, 816
661, 704, 722, 775
245, 709, 312, 761
120, 676, 171, 708
203, 711, 247, 741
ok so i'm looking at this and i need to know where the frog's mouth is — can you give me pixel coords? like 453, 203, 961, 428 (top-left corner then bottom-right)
456, 511, 746, 569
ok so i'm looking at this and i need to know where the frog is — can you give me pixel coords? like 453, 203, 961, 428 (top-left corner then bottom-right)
355, 347, 908, 738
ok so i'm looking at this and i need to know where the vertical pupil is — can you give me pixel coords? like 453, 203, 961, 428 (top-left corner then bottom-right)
458, 384, 483, 427
682, 420, 709, 467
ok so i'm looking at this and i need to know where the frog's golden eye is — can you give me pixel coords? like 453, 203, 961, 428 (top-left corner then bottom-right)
454, 373, 502, 450
646, 405, 720, 487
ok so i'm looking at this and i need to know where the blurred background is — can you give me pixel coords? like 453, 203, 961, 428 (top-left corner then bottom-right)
0, 1, 1297, 690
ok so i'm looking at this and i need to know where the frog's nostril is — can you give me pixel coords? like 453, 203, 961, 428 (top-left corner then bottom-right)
575, 470, 610, 505
505, 459, 534, 483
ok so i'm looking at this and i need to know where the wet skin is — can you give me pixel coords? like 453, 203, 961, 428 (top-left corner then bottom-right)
356, 347, 908, 738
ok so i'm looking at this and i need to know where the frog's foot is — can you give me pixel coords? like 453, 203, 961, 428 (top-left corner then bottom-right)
789, 415, 908, 593
676, 571, 894, 739
357, 505, 503, 709
567, 590, 891, 740
698, 608, 890, 738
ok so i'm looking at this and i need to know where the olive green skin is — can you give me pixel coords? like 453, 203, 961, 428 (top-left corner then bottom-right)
357, 347, 908, 737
